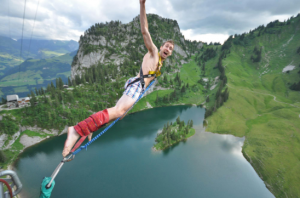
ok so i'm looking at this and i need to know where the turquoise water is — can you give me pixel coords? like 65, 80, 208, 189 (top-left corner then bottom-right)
14, 106, 274, 198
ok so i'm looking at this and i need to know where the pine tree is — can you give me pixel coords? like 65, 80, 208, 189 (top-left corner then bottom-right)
82, 75, 86, 84
55, 95, 60, 107
185, 127, 189, 134
75, 75, 81, 85
206, 95, 210, 103
30, 90, 36, 102
56, 78, 59, 89
41, 87, 45, 95
43, 95, 48, 104
164, 75, 168, 84
190, 120, 193, 128
0, 150, 7, 163
58, 78, 64, 90
51, 81, 55, 89
181, 84, 186, 93
176, 116, 180, 124
34, 88, 38, 96
68, 77, 72, 86
214, 101, 217, 112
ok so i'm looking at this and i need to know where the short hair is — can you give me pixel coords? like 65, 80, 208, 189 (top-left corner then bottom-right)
161, 39, 175, 47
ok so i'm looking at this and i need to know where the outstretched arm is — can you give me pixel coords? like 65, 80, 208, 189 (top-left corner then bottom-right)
140, 0, 157, 55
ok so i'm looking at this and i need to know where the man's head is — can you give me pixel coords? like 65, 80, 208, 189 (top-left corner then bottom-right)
160, 40, 174, 60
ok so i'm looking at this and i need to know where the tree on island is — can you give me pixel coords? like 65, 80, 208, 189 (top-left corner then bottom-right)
154, 117, 195, 150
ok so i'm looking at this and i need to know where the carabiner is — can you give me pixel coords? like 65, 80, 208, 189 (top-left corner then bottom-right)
63, 152, 75, 162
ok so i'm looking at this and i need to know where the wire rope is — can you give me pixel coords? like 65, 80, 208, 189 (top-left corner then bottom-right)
28, 0, 41, 58
18, 0, 27, 86
7, 0, 12, 43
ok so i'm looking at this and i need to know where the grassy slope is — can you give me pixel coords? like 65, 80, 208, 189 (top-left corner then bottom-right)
131, 51, 220, 112
207, 20, 300, 197
0, 53, 23, 68
0, 53, 73, 95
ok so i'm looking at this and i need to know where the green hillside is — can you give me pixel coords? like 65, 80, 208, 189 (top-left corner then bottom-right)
0, 52, 75, 98
207, 15, 300, 197
0, 36, 78, 78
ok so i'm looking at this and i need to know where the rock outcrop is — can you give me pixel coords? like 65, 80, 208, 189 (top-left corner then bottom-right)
71, 14, 203, 79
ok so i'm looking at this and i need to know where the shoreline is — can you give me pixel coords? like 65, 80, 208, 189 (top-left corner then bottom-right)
2, 104, 202, 171
1, 126, 68, 171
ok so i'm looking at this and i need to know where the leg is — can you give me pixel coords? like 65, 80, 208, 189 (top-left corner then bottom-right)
62, 94, 136, 157
107, 94, 136, 121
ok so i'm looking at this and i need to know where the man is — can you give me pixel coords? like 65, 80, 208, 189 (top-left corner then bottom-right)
62, 0, 174, 157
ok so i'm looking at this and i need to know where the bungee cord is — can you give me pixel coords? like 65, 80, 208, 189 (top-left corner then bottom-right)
45, 79, 157, 189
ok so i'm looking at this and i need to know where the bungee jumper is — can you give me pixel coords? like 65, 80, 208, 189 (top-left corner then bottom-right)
41, 0, 175, 197
62, 0, 174, 157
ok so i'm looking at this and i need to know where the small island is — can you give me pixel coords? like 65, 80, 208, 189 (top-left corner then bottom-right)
153, 116, 195, 151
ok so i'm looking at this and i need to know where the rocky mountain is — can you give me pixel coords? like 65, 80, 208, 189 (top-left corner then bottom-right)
71, 14, 202, 79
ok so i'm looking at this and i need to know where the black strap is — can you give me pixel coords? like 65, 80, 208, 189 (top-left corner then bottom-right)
139, 68, 145, 89
126, 67, 156, 89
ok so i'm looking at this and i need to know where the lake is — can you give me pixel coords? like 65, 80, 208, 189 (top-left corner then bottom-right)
14, 106, 274, 198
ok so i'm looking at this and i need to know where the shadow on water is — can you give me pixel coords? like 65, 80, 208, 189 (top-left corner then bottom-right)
162, 141, 181, 156
203, 119, 208, 127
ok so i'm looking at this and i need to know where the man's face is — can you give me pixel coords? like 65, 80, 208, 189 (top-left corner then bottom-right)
160, 42, 174, 59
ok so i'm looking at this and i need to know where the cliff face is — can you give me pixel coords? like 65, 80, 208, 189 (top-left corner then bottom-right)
71, 14, 202, 79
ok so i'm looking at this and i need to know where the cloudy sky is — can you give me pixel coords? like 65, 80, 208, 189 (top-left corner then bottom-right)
0, 0, 300, 44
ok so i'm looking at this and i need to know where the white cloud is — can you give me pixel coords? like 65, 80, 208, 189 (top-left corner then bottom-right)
0, 0, 299, 42
182, 29, 229, 44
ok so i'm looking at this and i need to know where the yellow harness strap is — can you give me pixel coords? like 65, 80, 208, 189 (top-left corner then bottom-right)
149, 53, 162, 77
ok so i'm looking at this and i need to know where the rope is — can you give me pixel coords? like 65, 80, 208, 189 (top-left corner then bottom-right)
72, 79, 156, 155
18, 0, 27, 86
7, 0, 12, 44
28, 0, 41, 57
0, 178, 13, 198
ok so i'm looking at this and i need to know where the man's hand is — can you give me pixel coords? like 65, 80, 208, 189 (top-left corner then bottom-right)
139, 0, 156, 54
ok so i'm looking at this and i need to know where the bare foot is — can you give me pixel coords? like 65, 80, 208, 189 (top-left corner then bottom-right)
62, 127, 80, 157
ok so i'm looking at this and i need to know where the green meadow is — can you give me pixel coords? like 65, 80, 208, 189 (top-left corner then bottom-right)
0, 52, 73, 97
207, 17, 300, 198
0, 53, 24, 68
40, 50, 66, 58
